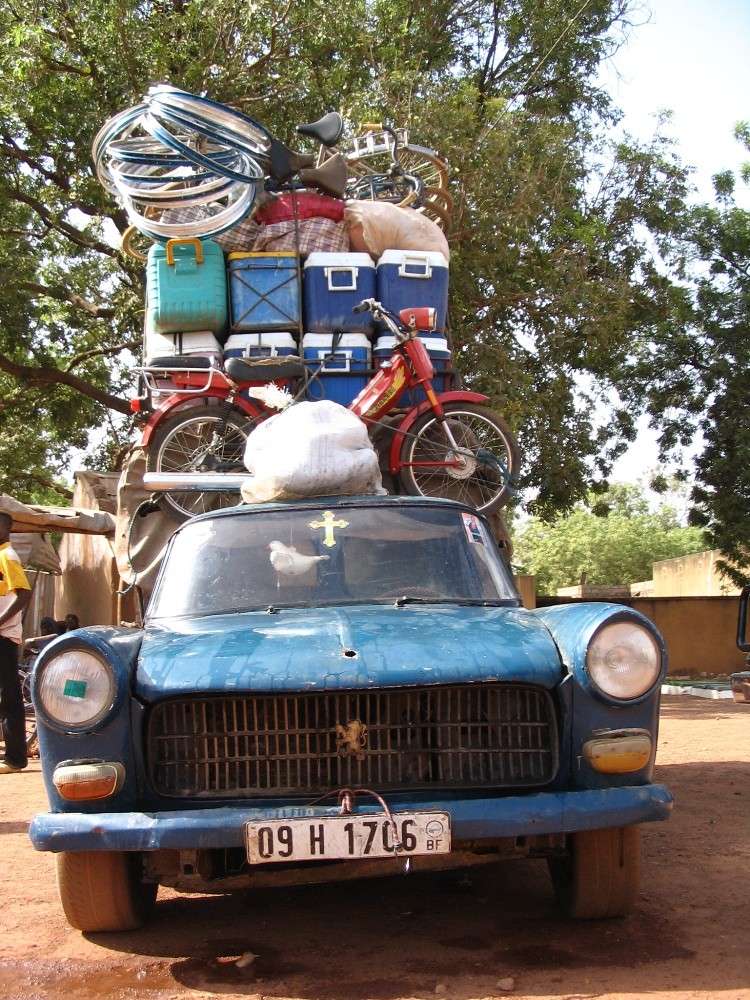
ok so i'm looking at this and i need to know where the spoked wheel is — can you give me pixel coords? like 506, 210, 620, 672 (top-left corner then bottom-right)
0, 665, 37, 760
147, 404, 262, 521
398, 403, 520, 513
346, 172, 423, 208
20, 668, 38, 756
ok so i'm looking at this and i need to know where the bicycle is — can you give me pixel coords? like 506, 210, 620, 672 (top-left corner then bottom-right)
138, 300, 520, 520
340, 124, 452, 229
345, 124, 424, 208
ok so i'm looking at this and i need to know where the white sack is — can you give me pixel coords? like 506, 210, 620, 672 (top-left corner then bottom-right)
241, 401, 384, 503
344, 201, 450, 260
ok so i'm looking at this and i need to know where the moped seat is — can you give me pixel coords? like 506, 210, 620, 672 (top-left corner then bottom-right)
298, 153, 348, 198
145, 356, 212, 370
296, 112, 344, 148
225, 356, 306, 384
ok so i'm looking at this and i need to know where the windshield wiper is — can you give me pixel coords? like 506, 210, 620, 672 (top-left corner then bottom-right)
392, 596, 505, 608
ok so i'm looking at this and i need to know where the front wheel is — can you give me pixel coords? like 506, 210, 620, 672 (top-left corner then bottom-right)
548, 826, 641, 919
56, 851, 157, 932
397, 403, 520, 513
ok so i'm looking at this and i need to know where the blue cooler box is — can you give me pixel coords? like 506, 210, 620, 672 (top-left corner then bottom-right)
376, 250, 449, 332
147, 238, 228, 336
303, 333, 371, 406
373, 332, 452, 406
228, 252, 300, 332
303, 252, 376, 335
224, 332, 298, 360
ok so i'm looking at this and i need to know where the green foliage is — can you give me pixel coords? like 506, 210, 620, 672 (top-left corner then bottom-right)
624, 126, 750, 585
516, 487, 706, 594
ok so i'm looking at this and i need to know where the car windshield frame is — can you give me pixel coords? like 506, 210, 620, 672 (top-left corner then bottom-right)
146, 501, 520, 620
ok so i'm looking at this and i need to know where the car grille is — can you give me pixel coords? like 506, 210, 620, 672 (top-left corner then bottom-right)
147, 684, 558, 798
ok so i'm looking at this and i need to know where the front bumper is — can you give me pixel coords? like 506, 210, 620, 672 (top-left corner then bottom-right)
29, 784, 672, 853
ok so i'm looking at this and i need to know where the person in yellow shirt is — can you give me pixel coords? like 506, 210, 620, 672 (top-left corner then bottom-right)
0, 512, 32, 773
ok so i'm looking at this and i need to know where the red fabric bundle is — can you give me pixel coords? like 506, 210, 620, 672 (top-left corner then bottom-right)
254, 192, 345, 225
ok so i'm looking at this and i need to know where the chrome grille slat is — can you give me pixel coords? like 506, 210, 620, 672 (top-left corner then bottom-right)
147, 684, 558, 798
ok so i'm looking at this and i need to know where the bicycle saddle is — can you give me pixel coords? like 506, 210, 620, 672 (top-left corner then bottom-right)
268, 138, 316, 183
298, 153, 348, 198
296, 111, 344, 148
225, 356, 306, 384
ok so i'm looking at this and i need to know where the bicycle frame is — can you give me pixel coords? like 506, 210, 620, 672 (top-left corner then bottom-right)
349, 303, 490, 476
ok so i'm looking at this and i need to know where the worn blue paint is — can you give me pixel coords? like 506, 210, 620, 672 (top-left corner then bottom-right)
136, 604, 563, 700
29, 783, 673, 853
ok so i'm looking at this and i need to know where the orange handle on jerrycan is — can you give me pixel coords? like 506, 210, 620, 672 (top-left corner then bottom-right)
165, 238, 204, 267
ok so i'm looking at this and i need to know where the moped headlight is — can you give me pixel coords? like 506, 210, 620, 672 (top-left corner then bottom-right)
586, 621, 661, 701
37, 649, 116, 730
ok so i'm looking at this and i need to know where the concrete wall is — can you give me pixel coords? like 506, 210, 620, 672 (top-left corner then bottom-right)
652, 549, 740, 597
629, 597, 744, 677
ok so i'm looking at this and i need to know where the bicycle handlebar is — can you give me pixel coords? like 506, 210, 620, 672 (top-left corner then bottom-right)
352, 299, 408, 339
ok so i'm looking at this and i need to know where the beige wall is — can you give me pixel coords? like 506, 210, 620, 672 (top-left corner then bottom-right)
55, 472, 121, 627
652, 549, 740, 597
631, 596, 745, 677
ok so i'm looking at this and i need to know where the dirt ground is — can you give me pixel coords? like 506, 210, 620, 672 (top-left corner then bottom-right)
0, 695, 748, 1000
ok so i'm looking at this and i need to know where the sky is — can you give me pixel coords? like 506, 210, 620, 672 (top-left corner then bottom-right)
600, 0, 750, 485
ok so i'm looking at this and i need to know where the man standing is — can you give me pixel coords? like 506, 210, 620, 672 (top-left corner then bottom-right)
0, 511, 32, 773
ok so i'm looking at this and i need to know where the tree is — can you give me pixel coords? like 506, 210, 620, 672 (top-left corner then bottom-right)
629, 124, 750, 585
515, 485, 706, 594
0, 0, 695, 514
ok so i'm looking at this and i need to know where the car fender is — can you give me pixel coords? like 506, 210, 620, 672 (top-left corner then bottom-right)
388, 390, 490, 473
141, 392, 264, 448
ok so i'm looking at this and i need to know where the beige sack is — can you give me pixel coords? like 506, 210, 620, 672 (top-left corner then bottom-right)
344, 201, 450, 260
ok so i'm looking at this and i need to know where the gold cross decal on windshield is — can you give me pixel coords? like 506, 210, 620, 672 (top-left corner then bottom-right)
309, 510, 349, 548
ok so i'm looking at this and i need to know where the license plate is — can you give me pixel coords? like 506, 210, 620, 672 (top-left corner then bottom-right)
245, 811, 451, 864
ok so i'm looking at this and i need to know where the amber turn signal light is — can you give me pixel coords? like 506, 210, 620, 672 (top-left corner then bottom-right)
53, 762, 124, 801
583, 731, 652, 774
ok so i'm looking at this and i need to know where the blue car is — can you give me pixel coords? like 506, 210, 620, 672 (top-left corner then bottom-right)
29, 495, 671, 931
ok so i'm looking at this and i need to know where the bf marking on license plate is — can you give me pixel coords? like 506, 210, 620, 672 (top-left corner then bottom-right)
245, 812, 451, 864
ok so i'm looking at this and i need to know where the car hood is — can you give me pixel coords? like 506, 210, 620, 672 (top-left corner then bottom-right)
135, 605, 562, 700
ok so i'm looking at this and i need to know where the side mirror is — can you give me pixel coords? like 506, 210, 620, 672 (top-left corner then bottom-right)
737, 585, 750, 652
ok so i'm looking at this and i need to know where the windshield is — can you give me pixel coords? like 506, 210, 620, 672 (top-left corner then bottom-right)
148, 504, 518, 619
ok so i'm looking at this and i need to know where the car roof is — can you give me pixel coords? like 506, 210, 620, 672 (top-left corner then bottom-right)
184, 494, 476, 528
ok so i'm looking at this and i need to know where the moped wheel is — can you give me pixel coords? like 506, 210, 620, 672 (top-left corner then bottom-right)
398, 403, 520, 513
147, 403, 260, 521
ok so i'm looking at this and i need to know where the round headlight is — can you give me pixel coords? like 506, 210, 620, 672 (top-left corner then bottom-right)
37, 649, 116, 730
587, 621, 661, 700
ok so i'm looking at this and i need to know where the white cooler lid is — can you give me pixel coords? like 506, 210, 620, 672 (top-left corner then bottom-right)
377, 249, 448, 268
303, 332, 371, 348
304, 252, 375, 269
225, 332, 296, 348
375, 335, 449, 352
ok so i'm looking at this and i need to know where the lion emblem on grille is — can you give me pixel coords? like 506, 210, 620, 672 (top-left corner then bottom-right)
336, 719, 367, 761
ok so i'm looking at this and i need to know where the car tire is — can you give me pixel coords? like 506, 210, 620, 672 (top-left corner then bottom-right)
548, 825, 641, 919
56, 851, 157, 932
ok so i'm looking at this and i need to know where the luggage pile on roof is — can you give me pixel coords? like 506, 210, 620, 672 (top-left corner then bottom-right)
94, 87, 456, 413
